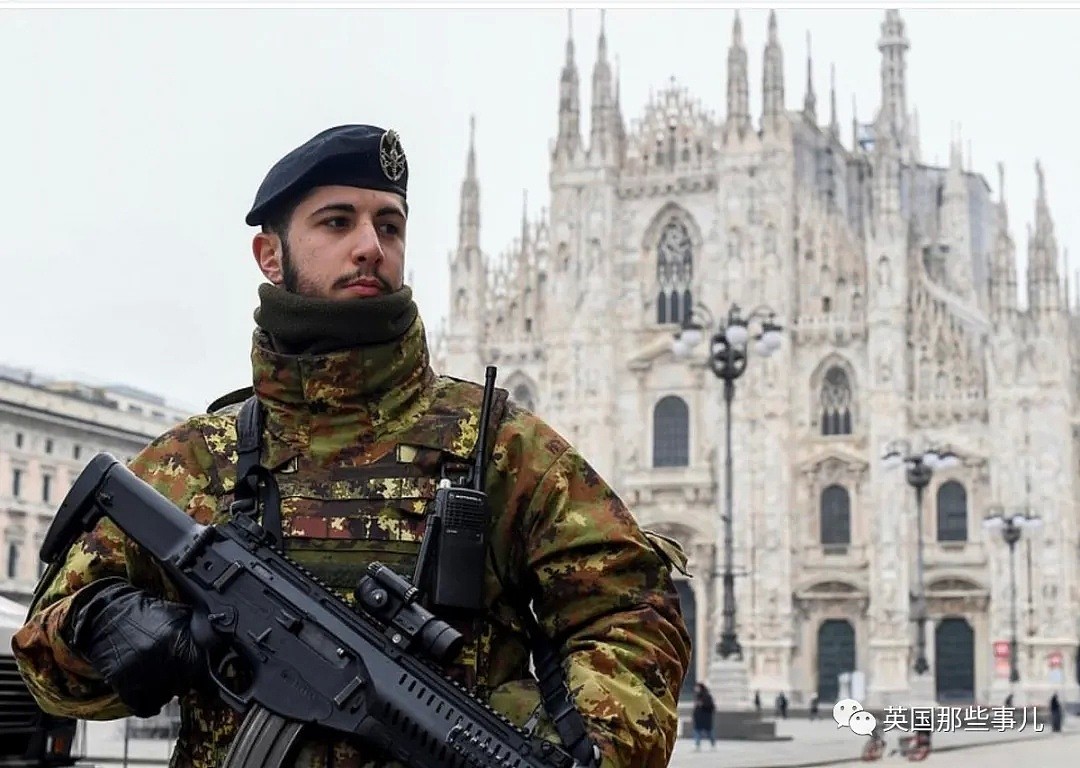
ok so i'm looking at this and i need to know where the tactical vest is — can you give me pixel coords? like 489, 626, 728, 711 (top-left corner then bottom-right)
203, 376, 508, 693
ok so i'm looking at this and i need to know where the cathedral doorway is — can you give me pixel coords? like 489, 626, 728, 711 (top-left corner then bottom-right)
675, 579, 696, 701
816, 619, 855, 703
935, 618, 975, 702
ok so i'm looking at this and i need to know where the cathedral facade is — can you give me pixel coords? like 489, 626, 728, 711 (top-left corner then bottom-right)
436, 10, 1080, 708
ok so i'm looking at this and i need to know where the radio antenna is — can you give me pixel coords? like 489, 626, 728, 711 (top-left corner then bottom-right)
474, 366, 497, 493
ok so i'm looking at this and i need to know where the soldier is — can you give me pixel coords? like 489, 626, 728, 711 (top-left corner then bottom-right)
13, 124, 691, 768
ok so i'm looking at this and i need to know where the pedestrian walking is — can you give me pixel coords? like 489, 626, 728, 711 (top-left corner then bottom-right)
692, 683, 716, 750
1051, 693, 1063, 732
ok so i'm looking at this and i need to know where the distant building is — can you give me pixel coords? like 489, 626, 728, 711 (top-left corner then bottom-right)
0, 365, 190, 601
437, 10, 1080, 707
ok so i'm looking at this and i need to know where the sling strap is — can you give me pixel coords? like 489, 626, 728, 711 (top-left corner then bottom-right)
513, 590, 602, 767
229, 396, 283, 549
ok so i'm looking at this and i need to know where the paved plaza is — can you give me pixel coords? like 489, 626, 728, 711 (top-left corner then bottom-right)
848, 729, 1080, 768
72, 709, 1078, 767
669, 714, 1078, 768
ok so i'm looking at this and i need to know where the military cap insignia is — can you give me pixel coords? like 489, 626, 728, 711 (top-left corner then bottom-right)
379, 129, 407, 182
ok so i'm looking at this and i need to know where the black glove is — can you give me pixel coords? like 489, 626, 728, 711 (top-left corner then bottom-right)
63, 577, 206, 717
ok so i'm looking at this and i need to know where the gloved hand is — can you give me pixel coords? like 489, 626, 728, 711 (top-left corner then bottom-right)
63, 577, 206, 717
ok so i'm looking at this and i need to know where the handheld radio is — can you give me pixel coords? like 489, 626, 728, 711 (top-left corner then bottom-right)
412, 366, 497, 613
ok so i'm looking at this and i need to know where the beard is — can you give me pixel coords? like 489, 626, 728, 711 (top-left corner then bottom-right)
280, 239, 307, 295
280, 239, 396, 298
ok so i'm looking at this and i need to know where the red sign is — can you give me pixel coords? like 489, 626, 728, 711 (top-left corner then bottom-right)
993, 642, 1010, 659
1049, 652, 1063, 668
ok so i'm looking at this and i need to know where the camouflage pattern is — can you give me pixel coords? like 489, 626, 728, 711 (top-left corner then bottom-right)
13, 315, 691, 768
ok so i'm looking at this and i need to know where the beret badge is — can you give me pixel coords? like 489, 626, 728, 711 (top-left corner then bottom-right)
379, 129, 407, 183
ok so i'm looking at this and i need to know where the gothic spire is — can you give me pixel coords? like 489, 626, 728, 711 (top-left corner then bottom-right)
761, 10, 785, 128
588, 9, 619, 165
803, 32, 817, 123
829, 63, 839, 139
614, 54, 627, 154
598, 8, 607, 58
458, 115, 480, 255
725, 11, 751, 140
995, 161, 1010, 233
851, 94, 859, 149
952, 123, 963, 167
1028, 160, 1062, 313
876, 10, 909, 150
1035, 161, 1055, 241
939, 124, 972, 294
466, 114, 476, 177
520, 189, 529, 253
869, 11, 908, 226
989, 164, 1018, 321
554, 10, 581, 163
945, 124, 964, 189
614, 54, 621, 111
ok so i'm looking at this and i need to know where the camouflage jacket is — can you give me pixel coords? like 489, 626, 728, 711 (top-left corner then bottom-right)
13, 316, 691, 768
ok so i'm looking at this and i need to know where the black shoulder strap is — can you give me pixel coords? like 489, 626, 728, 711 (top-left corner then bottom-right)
207, 386, 255, 414
514, 592, 602, 767
229, 396, 283, 549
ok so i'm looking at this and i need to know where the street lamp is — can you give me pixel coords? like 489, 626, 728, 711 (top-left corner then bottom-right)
983, 508, 1042, 684
881, 440, 961, 675
673, 302, 783, 659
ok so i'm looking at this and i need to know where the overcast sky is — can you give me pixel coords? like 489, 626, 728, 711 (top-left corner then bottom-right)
1, 5, 1076, 414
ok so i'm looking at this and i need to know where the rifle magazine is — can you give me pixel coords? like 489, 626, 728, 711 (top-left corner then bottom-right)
221, 705, 306, 768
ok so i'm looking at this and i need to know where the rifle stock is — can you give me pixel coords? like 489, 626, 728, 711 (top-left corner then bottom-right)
40, 454, 581, 768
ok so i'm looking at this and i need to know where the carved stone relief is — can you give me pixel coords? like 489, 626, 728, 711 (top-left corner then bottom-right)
910, 285, 987, 417
877, 255, 892, 288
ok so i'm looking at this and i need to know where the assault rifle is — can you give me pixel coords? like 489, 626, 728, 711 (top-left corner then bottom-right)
38, 453, 584, 768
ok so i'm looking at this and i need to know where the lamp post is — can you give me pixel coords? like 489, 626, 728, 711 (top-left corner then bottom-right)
673, 303, 783, 660
881, 441, 961, 675
983, 508, 1041, 685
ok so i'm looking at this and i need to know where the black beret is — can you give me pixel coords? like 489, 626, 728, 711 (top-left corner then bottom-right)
245, 124, 408, 227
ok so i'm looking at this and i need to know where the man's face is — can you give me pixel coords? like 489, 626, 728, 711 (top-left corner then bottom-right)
253, 185, 407, 299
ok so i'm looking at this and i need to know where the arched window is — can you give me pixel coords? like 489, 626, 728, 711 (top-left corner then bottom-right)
512, 384, 536, 412
937, 481, 968, 542
656, 219, 694, 325
820, 367, 853, 435
820, 485, 851, 546
653, 396, 689, 467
